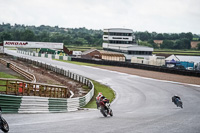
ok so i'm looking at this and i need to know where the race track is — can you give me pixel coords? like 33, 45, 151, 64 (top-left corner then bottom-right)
3, 50, 200, 133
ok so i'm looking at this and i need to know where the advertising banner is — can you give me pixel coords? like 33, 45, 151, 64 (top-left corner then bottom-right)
3, 41, 63, 49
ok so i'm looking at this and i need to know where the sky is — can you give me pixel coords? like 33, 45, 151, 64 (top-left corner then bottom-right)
0, 0, 199, 34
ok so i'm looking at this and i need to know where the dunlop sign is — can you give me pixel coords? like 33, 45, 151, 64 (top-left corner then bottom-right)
4, 41, 63, 49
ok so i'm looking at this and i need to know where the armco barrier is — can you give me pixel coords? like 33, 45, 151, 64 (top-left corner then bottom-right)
19, 96, 49, 113
71, 57, 200, 77
49, 98, 67, 112
0, 55, 94, 113
17, 50, 71, 61
0, 94, 22, 113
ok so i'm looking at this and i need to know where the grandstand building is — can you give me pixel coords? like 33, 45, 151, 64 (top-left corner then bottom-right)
102, 28, 153, 61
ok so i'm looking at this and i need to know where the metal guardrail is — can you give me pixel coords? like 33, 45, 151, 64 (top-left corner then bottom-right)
0, 58, 36, 82
0, 78, 69, 98
0, 94, 22, 113
71, 57, 200, 77
0, 55, 94, 113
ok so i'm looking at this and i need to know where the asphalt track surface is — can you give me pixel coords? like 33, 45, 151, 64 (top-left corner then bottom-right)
2, 50, 200, 133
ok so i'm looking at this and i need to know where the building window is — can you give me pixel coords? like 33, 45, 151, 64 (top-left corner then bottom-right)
109, 40, 133, 44
109, 32, 132, 36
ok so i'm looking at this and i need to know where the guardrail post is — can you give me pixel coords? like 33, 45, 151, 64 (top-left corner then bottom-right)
15, 81, 18, 95
6, 80, 8, 94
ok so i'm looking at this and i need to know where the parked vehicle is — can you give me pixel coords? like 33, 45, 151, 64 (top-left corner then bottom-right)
99, 100, 113, 117
0, 108, 9, 132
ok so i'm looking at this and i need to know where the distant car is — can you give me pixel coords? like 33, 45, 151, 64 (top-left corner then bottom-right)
186, 67, 193, 70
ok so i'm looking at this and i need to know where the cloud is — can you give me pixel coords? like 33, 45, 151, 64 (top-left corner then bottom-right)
0, 0, 199, 33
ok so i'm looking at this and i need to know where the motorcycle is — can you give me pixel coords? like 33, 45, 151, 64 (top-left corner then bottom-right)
0, 108, 9, 132
99, 100, 113, 117
175, 98, 183, 108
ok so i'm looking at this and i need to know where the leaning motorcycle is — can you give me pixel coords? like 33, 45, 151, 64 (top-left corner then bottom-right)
175, 98, 183, 108
0, 108, 9, 132
99, 100, 113, 117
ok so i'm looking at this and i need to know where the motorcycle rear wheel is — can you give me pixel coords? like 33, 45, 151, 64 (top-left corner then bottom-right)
1, 117, 9, 132
100, 109, 108, 117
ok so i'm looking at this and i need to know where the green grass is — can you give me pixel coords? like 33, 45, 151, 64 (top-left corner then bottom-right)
0, 72, 19, 91
0, 72, 19, 79
83, 80, 115, 108
54, 59, 115, 108
66, 45, 103, 52
153, 49, 200, 56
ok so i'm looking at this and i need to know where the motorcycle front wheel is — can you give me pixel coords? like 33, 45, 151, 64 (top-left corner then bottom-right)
109, 109, 113, 117
1, 117, 9, 132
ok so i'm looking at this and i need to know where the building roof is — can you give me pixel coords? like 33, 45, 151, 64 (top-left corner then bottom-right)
103, 28, 133, 33
107, 44, 153, 51
81, 49, 98, 55
165, 55, 179, 61
166, 54, 200, 63
176, 55, 200, 63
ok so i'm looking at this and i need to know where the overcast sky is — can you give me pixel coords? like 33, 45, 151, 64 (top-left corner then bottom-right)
0, 0, 199, 34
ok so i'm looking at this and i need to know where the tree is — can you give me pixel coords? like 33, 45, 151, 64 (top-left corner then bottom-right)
156, 33, 164, 40
139, 41, 153, 47
37, 31, 50, 42
185, 32, 193, 41
197, 43, 200, 50
161, 40, 174, 49
21, 30, 35, 41
74, 37, 88, 46
148, 39, 158, 48
174, 38, 191, 49
182, 38, 191, 49
137, 32, 151, 41
63, 34, 72, 45
170, 33, 179, 40
0, 32, 12, 41
163, 33, 170, 40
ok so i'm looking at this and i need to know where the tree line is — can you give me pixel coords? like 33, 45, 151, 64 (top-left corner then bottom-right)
135, 31, 200, 50
0, 23, 200, 49
0, 23, 103, 46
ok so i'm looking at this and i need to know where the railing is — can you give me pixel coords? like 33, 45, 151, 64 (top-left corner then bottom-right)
0, 58, 7, 65
0, 58, 36, 82
0, 55, 95, 113
0, 78, 69, 98
71, 57, 200, 77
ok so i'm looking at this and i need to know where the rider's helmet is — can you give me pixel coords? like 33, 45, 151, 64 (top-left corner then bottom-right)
96, 92, 103, 101
97, 92, 103, 97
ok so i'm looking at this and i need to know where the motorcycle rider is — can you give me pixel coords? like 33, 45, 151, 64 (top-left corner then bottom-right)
172, 95, 181, 105
96, 92, 109, 109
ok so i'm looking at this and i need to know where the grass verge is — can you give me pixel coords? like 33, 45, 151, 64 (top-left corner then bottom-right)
53, 59, 115, 108
0, 72, 21, 91
83, 80, 115, 108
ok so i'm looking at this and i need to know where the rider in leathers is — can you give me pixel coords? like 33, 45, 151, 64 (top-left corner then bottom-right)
96, 92, 109, 109
172, 95, 181, 105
